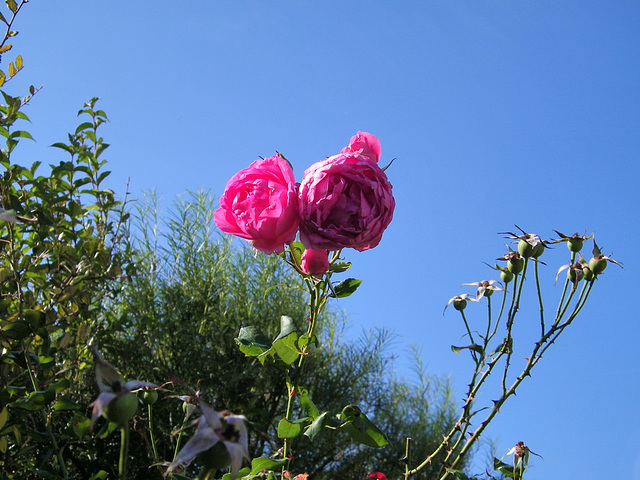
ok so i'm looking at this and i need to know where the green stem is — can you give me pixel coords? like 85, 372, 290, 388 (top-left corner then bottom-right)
119, 426, 130, 480
534, 260, 545, 335
147, 403, 161, 468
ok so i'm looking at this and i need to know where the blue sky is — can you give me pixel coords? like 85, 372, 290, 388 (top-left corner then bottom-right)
8, 2, 640, 479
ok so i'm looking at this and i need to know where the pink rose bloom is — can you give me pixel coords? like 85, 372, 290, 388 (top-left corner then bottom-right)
298, 150, 394, 252
340, 131, 381, 163
214, 154, 299, 254
300, 248, 329, 275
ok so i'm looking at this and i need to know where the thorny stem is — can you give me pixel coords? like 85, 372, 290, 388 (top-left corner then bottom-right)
408, 254, 599, 480
282, 258, 331, 474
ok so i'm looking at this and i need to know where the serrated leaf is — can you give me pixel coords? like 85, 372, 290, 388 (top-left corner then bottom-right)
0, 44, 11, 54
14, 54, 21, 70
8, 61, 15, 77
329, 278, 362, 298
329, 261, 351, 273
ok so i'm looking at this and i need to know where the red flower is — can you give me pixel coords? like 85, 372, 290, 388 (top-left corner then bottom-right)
368, 473, 387, 480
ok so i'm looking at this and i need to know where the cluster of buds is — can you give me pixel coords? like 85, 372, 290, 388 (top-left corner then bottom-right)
554, 232, 623, 285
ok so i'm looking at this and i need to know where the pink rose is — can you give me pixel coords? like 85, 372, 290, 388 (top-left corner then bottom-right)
340, 131, 381, 163
214, 154, 299, 254
300, 248, 329, 275
298, 150, 394, 252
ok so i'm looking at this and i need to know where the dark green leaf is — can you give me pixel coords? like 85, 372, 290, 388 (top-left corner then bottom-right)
2, 320, 31, 340
329, 278, 362, 298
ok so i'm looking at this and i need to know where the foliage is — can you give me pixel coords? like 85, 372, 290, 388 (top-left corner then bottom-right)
0, 93, 133, 478
96, 191, 459, 480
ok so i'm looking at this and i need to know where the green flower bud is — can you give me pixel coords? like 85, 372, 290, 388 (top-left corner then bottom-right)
589, 256, 608, 275
453, 298, 467, 311
500, 270, 514, 283
140, 389, 158, 405
517, 239, 534, 259
532, 242, 545, 258
104, 393, 138, 426
507, 257, 524, 274
567, 237, 584, 253
582, 266, 594, 282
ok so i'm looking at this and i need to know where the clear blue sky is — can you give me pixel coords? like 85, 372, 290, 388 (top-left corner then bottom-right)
9, 2, 640, 479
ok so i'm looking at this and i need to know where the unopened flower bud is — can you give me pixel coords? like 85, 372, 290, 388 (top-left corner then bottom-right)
104, 393, 138, 426
300, 249, 330, 275
588, 255, 607, 275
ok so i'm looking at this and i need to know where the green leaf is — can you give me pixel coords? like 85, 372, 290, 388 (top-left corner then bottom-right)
88, 471, 109, 480
272, 332, 299, 365
249, 457, 287, 475
277, 418, 305, 439
8, 130, 33, 140
236, 326, 271, 357
329, 278, 362, 298
304, 411, 329, 440
5, 0, 17, 13
340, 406, 389, 447
2, 320, 31, 340
329, 261, 352, 273
275, 315, 296, 341
0, 407, 7, 430
52, 396, 81, 411
299, 387, 320, 419
451, 344, 484, 355
23, 310, 45, 330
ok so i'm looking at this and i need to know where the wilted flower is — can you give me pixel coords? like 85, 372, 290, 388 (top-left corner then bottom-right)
166, 399, 249, 480
556, 261, 586, 285
552, 231, 593, 253
504, 441, 542, 470
501, 226, 548, 259
90, 346, 156, 429
588, 239, 623, 275
496, 251, 525, 275
462, 280, 503, 300
444, 294, 477, 314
